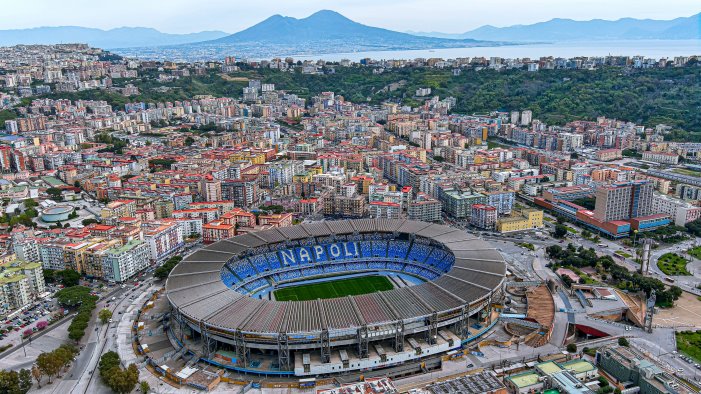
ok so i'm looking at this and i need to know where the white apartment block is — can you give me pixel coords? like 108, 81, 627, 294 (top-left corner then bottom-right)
102, 240, 151, 283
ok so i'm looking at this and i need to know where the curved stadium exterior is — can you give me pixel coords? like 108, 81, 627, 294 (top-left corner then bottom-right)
165, 219, 505, 377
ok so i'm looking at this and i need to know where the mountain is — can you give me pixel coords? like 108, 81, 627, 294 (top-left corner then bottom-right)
113, 10, 500, 61
414, 13, 701, 41
0, 26, 229, 48
204, 10, 490, 48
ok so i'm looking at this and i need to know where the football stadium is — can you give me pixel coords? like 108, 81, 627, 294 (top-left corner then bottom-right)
165, 219, 505, 377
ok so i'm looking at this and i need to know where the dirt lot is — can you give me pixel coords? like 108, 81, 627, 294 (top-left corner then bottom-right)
219, 74, 250, 82
654, 292, 701, 328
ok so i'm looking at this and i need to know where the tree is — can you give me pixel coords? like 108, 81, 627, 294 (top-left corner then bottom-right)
18, 369, 31, 393
99, 351, 121, 378
140, 380, 150, 393
36, 352, 62, 383
184, 136, 195, 146
102, 363, 139, 394
618, 337, 630, 347
566, 343, 577, 353
56, 269, 81, 287
553, 224, 568, 239
82, 218, 100, 226
23, 199, 38, 209
31, 365, 42, 388
55, 286, 92, 307
99, 308, 113, 324
46, 188, 63, 201
0, 368, 32, 393
546, 245, 563, 258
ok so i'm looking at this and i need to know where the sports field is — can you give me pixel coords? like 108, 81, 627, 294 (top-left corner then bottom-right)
273, 275, 394, 301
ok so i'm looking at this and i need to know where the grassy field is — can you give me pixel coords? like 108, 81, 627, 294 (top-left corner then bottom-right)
273, 275, 394, 301
676, 331, 701, 363
688, 246, 701, 260
672, 168, 701, 177
657, 253, 691, 276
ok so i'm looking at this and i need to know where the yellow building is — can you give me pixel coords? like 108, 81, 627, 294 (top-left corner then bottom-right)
497, 208, 544, 233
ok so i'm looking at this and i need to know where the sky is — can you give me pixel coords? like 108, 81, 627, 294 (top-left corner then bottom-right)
3, 0, 700, 34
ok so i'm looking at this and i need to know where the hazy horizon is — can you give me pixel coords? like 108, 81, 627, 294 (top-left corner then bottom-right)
2, 0, 700, 35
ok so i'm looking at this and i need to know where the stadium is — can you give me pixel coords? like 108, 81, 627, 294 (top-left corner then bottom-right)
165, 219, 506, 377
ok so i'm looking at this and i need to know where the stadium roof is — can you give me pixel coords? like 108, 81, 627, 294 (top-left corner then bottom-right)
166, 219, 505, 334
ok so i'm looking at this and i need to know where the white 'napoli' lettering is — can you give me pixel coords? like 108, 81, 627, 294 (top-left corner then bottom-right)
298, 247, 312, 264
329, 243, 341, 258
313, 245, 325, 261
279, 249, 296, 265
343, 242, 357, 257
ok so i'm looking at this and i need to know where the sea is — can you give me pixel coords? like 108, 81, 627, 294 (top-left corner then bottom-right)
286, 39, 701, 62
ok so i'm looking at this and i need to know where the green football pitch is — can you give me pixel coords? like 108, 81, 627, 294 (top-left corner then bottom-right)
273, 275, 394, 301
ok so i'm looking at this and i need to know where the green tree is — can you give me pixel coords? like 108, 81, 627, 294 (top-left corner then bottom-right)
553, 224, 568, 238
99, 308, 113, 324
56, 269, 81, 287
46, 188, 63, 201
546, 245, 563, 258
55, 286, 92, 306
566, 343, 577, 353
82, 218, 100, 226
18, 369, 32, 393
99, 351, 121, 378
184, 136, 195, 146
0, 368, 32, 393
140, 380, 150, 393
103, 364, 139, 394
36, 352, 62, 383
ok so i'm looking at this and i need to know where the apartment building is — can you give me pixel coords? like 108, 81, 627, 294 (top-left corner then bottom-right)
407, 193, 442, 222
470, 204, 498, 230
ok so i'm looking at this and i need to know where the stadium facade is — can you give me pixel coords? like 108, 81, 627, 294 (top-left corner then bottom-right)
165, 219, 505, 377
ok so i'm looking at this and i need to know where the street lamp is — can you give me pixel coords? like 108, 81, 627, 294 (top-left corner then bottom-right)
633, 230, 639, 246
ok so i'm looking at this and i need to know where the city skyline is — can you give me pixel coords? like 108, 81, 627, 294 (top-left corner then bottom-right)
1, 0, 699, 34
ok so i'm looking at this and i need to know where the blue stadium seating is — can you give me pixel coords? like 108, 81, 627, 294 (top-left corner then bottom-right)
221, 269, 239, 287
346, 262, 368, 270
407, 243, 431, 263
359, 241, 373, 258
403, 264, 423, 276
295, 247, 315, 266
265, 252, 282, 269
323, 264, 346, 273
225, 239, 454, 294
420, 268, 439, 280
302, 266, 323, 276
231, 260, 256, 278
245, 278, 269, 292
249, 254, 269, 272
387, 241, 410, 259
386, 262, 405, 271
425, 249, 447, 268
279, 270, 302, 281
313, 246, 328, 262
372, 241, 387, 257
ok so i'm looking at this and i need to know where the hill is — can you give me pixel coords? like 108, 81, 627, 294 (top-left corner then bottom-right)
158, 9, 496, 59
414, 13, 701, 41
211, 10, 483, 45
0, 26, 229, 48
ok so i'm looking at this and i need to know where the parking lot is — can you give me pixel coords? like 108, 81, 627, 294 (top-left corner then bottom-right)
0, 299, 57, 349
